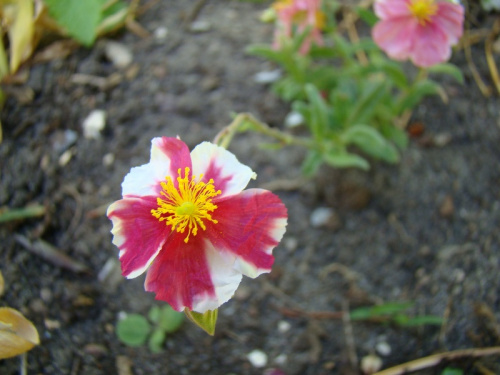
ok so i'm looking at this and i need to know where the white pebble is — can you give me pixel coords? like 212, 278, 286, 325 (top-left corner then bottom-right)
154, 27, 168, 41
360, 354, 382, 374
310, 207, 334, 228
274, 354, 287, 365
83, 110, 106, 139
277, 320, 291, 333
104, 41, 133, 69
247, 349, 268, 368
189, 20, 211, 33
376, 341, 391, 356
253, 69, 282, 84
285, 111, 304, 128
103, 153, 115, 167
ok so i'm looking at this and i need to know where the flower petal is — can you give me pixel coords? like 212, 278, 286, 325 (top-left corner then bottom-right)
207, 189, 288, 278
144, 235, 242, 313
191, 142, 256, 198
410, 22, 449, 67
107, 196, 171, 278
122, 137, 192, 197
372, 17, 418, 61
435, 1, 464, 45
374, 0, 412, 19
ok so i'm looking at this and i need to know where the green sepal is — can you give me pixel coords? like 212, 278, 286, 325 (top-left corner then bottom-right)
184, 308, 218, 336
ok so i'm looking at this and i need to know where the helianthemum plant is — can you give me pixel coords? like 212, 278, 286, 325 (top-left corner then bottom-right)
107, 137, 287, 334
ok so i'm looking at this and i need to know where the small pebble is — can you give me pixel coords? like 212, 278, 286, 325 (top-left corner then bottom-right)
277, 320, 291, 333
360, 354, 383, 374
83, 110, 106, 139
104, 41, 133, 69
376, 341, 391, 356
58, 149, 74, 166
274, 353, 288, 365
189, 20, 211, 33
103, 153, 115, 167
154, 26, 168, 41
310, 207, 334, 228
247, 349, 268, 368
285, 111, 304, 128
253, 69, 282, 84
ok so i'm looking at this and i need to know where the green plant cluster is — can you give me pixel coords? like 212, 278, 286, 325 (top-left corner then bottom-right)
116, 305, 184, 353
247, 4, 463, 174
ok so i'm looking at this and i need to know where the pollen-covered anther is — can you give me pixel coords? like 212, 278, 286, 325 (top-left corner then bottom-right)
151, 167, 221, 243
408, 0, 438, 25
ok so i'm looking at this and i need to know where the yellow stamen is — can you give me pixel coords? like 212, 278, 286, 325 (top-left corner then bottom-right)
408, 0, 438, 25
151, 167, 221, 243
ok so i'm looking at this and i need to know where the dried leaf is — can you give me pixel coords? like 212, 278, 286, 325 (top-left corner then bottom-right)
184, 308, 217, 336
0, 270, 4, 297
6, 0, 34, 73
0, 307, 39, 359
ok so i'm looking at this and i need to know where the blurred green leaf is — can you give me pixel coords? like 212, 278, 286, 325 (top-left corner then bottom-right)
158, 306, 184, 333
346, 80, 388, 126
427, 63, 464, 84
397, 80, 442, 113
341, 124, 399, 163
356, 7, 378, 27
441, 368, 464, 375
323, 150, 370, 170
44, 0, 103, 46
148, 306, 161, 324
381, 123, 409, 150
301, 150, 323, 176
305, 84, 329, 140
350, 302, 414, 321
0, 204, 45, 223
396, 315, 444, 327
148, 328, 166, 353
116, 314, 151, 347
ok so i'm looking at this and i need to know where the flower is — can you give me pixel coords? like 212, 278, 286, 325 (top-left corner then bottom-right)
107, 137, 287, 313
371, 0, 464, 67
273, 0, 325, 55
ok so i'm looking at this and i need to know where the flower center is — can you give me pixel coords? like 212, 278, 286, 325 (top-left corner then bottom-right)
151, 167, 221, 243
408, 0, 438, 25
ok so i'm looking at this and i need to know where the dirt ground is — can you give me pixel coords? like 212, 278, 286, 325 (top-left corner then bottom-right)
1, 1, 499, 374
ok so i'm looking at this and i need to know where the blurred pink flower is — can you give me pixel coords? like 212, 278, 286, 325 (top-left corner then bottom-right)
372, 0, 464, 67
273, 0, 325, 54
107, 137, 287, 313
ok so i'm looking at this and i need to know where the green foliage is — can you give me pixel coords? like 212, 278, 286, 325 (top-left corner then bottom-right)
441, 368, 464, 375
244, 0, 463, 173
116, 305, 184, 351
350, 302, 443, 327
43, 0, 130, 46
116, 314, 151, 347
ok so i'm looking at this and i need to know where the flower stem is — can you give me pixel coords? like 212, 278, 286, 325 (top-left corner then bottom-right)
214, 113, 315, 150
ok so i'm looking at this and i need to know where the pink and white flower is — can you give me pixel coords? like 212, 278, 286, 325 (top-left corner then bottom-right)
107, 137, 287, 313
371, 0, 464, 68
273, 0, 325, 55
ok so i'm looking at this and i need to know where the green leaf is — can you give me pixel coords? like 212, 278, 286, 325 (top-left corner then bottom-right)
305, 84, 329, 140
381, 123, 409, 150
147, 306, 161, 324
441, 368, 464, 375
44, 0, 103, 46
148, 328, 166, 353
184, 308, 218, 336
356, 7, 378, 27
397, 315, 444, 327
301, 150, 323, 176
397, 80, 442, 113
427, 63, 464, 84
0, 204, 45, 223
345, 79, 388, 127
323, 151, 370, 170
116, 314, 151, 347
341, 124, 399, 163
158, 306, 184, 333
97, 0, 129, 36
350, 302, 414, 321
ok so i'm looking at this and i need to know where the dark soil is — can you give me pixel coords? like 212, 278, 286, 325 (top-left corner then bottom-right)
1, 1, 499, 374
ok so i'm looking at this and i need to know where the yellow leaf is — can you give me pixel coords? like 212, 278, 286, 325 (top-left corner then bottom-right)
0, 270, 4, 297
184, 308, 218, 336
6, 0, 34, 73
0, 307, 39, 359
